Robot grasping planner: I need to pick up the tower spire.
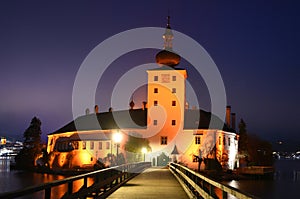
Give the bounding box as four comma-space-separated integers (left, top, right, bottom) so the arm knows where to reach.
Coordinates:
155, 16, 181, 67
163, 16, 173, 50
167, 15, 171, 29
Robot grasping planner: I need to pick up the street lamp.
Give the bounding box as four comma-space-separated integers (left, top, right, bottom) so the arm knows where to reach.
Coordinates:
113, 131, 122, 165
141, 147, 147, 162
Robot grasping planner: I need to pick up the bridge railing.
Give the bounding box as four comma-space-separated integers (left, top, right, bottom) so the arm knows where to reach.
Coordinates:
0, 162, 151, 199
169, 162, 256, 199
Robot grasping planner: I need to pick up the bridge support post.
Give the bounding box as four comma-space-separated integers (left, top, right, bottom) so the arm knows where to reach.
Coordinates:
84, 177, 88, 188
68, 181, 73, 195
222, 190, 228, 199
45, 187, 51, 199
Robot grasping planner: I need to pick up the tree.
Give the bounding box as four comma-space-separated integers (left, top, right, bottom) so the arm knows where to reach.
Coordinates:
238, 119, 248, 153
15, 117, 43, 169
247, 134, 273, 166
125, 136, 151, 163
238, 119, 273, 166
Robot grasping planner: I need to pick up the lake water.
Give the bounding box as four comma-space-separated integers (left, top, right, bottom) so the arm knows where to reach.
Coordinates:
223, 159, 300, 199
0, 158, 299, 198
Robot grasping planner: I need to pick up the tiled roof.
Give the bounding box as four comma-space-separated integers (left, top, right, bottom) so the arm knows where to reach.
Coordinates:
50, 108, 235, 135
50, 109, 147, 135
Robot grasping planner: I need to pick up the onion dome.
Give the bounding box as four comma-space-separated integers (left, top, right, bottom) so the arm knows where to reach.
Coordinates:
155, 16, 181, 67
156, 50, 181, 67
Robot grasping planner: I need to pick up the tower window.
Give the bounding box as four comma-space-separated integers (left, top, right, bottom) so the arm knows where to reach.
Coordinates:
172, 120, 176, 126
154, 88, 158, 93
172, 88, 176, 93
90, 141, 94, 150
99, 142, 102, 150
161, 136, 168, 145
161, 74, 170, 83
154, 76, 158, 81
82, 141, 86, 150
153, 120, 158, 125
228, 137, 231, 146
223, 136, 226, 146
172, 101, 176, 106
219, 136, 221, 146
172, 75, 176, 81
195, 136, 201, 145
154, 100, 158, 106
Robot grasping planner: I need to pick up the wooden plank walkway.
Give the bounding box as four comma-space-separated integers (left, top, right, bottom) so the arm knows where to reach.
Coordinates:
107, 167, 189, 199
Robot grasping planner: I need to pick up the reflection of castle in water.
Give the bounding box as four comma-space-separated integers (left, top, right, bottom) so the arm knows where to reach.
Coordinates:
46, 17, 239, 171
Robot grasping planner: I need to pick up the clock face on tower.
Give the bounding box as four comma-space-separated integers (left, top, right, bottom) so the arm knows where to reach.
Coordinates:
161, 74, 170, 83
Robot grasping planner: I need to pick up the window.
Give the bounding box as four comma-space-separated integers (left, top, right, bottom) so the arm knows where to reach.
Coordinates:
90, 141, 94, 150
172, 101, 176, 106
154, 88, 158, 93
154, 76, 158, 81
172, 120, 176, 126
161, 136, 168, 145
195, 136, 201, 145
99, 142, 102, 150
82, 141, 86, 150
172, 75, 176, 81
55, 141, 74, 152
218, 136, 221, 146
154, 100, 158, 106
73, 141, 79, 150
223, 136, 226, 146
172, 88, 176, 93
228, 137, 231, 146
106, 141, 110, 150
153, 120, 158, 125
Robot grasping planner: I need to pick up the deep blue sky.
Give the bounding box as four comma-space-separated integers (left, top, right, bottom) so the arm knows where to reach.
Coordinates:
0, 1, 299, 151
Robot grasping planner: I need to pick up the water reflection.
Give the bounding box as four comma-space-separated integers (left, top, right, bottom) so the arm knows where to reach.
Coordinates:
223, 160, 300, 198
0, 159, 95, 199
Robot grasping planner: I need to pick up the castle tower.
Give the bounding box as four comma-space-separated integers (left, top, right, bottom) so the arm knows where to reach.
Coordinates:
147, 16, 187, 151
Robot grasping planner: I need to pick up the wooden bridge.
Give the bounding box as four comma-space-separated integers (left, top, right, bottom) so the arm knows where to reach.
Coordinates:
0, 162, 256, 199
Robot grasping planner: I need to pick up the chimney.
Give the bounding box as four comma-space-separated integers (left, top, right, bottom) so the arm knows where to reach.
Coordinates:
226, 105, 231, 127
109, 107, 113, 112
231, 113, 236, 130
94, 105, 99, 114
142, 101, 147, 110
129, 100, 135, 110
85, 108, 90, 115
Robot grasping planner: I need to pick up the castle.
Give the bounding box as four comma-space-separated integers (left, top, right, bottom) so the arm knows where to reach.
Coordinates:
46, 17, 238, 171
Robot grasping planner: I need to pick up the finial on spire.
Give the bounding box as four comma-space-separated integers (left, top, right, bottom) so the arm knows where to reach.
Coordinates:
167, 16, 171, 29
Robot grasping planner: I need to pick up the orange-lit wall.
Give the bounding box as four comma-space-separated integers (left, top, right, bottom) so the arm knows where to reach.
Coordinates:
47, 130, 140, 169
146, 68, 187, 153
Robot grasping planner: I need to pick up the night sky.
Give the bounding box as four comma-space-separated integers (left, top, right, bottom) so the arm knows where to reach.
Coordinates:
0, 1, 299, 151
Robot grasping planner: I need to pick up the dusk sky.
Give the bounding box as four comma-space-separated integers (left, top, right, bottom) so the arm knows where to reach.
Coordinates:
0, 1, 299, 151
